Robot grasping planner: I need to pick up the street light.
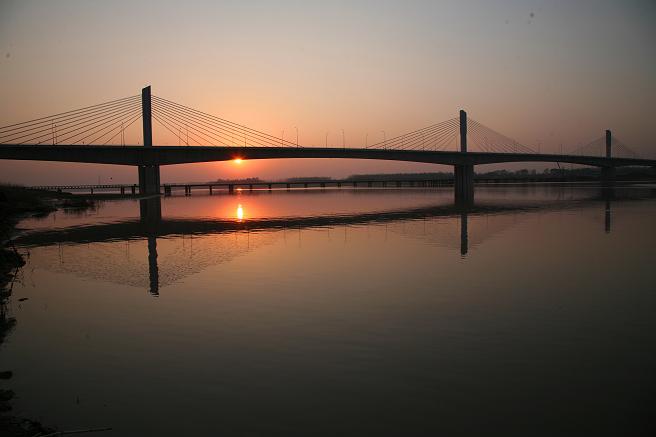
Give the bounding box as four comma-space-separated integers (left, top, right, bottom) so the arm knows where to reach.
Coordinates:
325, 131, 328, 148
294, 126, 299, 147
381, 130, 386, 149
281, 130, 284, 147
342, 129, 345, 149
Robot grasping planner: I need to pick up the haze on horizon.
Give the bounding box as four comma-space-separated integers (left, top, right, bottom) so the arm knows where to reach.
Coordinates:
0, 0, 654, 185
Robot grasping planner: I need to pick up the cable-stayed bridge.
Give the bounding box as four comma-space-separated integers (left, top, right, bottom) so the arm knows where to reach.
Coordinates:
1, 86, 654, 202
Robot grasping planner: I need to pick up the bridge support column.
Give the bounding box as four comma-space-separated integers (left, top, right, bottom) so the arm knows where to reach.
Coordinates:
138, 165, 160, 195
601, 166, 615, 186
454, 164, 474, 204
137, 86, 160, 196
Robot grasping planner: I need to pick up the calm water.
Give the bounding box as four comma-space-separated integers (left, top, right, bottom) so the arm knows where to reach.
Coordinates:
2, 185, 656, 436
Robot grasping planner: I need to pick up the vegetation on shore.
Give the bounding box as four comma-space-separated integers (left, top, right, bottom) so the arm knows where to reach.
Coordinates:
346, 166, 656, 181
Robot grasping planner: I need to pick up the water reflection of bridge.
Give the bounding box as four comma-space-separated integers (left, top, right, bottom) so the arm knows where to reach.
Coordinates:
13, 190, 637, 295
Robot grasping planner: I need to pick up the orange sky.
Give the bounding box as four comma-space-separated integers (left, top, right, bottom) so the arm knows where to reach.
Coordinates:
1, 0, 654, 184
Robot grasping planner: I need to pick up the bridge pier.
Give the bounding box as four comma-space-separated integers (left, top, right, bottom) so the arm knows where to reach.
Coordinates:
454, 164, 474, 203
454, 109, 474, 203
138, 165, 160, 195
601, 167, 615, 186
137, 86, 161, 196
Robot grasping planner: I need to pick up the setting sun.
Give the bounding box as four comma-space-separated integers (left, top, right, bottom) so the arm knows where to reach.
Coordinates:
233, 158, 243, 165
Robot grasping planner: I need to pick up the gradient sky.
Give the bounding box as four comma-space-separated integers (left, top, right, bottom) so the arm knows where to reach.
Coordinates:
1, 0, 654, 184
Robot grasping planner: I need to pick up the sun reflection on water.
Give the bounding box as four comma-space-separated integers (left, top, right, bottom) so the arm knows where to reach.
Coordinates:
236, 204, 244, 221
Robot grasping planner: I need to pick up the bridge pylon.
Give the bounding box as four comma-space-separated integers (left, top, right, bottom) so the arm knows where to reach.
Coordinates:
601, 129, 615, 186
455, 109, 474, 203
138, 85, 160, 195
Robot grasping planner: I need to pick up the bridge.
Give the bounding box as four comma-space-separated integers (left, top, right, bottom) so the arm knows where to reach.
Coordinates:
1, 86, 655, 203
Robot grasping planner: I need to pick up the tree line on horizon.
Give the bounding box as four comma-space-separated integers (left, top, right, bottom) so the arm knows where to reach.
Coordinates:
212, 167, 655, 184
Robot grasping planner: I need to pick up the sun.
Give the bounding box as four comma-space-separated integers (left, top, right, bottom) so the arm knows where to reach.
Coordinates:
233, 158, 243, 164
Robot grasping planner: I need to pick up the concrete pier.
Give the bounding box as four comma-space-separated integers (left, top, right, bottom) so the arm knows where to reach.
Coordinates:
454, 110, 474, 203
454, 164, 474, 203
138, 86, 161, 195
138, 165, 160, 195
601, 130, 615, 186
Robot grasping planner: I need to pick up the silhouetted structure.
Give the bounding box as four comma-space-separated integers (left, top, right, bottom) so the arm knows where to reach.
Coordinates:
2, 86, 655, 202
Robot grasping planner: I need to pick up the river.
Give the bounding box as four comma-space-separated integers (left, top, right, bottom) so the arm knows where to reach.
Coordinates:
2, 184, 655, 436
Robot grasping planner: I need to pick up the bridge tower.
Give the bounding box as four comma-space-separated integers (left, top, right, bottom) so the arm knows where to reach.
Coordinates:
601, 129, 615, 185
454, 109, 474, 203
138, 86, 161, 195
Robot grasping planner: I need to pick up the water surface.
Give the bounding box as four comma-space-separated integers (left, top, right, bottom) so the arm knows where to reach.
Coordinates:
3, 185, 656, 436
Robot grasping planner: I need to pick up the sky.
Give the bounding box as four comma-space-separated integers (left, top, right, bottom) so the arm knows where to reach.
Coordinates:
0, 0, 655, 184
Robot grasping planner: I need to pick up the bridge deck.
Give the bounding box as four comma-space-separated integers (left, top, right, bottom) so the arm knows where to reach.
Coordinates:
1, 145, 655, 168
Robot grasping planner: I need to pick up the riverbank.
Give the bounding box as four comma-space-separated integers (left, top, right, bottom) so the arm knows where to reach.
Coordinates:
0, 185, 92, 436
